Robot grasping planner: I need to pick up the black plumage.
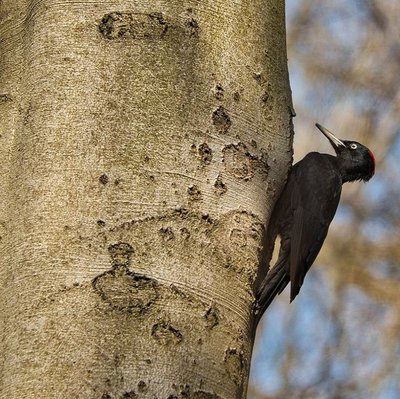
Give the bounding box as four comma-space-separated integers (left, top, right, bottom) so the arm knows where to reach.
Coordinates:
257, 124, 375, 318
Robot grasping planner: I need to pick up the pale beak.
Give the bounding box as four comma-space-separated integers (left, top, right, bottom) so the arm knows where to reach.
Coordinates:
315, 123, 346, 149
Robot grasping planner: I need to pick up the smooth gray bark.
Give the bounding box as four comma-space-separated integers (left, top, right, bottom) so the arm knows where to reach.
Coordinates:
0, 0, 293, 397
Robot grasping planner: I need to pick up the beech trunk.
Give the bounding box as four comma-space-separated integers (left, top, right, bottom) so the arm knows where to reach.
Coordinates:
0, 0, 293, 397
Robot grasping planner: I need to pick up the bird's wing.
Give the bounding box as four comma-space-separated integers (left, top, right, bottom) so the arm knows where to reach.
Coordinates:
289, 156, 342, 301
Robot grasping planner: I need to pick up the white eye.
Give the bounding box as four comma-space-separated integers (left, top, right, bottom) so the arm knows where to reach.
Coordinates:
350, 143, 358, 150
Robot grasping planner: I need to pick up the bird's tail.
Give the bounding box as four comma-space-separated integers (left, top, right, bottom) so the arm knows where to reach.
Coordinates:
256, 256, 290, 320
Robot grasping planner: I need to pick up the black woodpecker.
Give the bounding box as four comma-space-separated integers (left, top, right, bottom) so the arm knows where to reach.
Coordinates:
256, 123, 375, 318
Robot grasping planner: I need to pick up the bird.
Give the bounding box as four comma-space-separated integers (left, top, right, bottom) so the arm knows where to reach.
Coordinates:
256, 123, 375, 319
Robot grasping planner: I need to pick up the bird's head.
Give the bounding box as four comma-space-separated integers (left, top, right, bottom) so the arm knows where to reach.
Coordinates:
316, 123, 375, 182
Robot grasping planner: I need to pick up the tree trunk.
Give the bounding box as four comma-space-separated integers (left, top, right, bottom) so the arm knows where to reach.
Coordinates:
0, 0, 293, 398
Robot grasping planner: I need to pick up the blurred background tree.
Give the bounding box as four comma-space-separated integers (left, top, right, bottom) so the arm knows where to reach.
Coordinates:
249, 1, 400, 398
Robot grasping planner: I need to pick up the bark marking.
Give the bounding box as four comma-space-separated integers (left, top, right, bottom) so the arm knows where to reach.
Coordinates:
92, 242, 158, 312
99, 173, 109, 185
214, 174, 227, 195
212, 106, 231, 133
99, 12, 168, 40
204, 303, 220, 329
222, 142, 269, 181
198, 143, 213, 164
151, 321, 183, 346
187, 184, 202, 201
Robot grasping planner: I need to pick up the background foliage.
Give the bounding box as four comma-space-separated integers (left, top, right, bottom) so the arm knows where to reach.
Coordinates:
249, 1, 400, 398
